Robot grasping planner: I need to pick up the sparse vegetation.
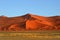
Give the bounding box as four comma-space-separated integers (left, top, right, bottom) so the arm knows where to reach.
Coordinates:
0, 31, 60, 40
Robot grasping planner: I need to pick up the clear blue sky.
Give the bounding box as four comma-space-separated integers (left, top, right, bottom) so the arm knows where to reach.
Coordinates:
0, 0, 60, 17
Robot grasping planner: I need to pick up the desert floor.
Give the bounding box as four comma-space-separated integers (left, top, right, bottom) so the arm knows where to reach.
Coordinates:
0, 31, 60, 40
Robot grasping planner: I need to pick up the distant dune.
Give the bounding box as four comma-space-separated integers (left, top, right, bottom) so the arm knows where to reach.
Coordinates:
0, 14, 60, 31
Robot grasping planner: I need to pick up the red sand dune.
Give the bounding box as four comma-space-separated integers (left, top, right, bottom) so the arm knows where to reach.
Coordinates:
0, 14, 60, 31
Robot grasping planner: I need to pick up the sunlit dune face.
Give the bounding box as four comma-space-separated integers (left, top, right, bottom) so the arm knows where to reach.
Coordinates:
26, 20, 51, 30
26, 20, 38, 30
26, 16, 53, 30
